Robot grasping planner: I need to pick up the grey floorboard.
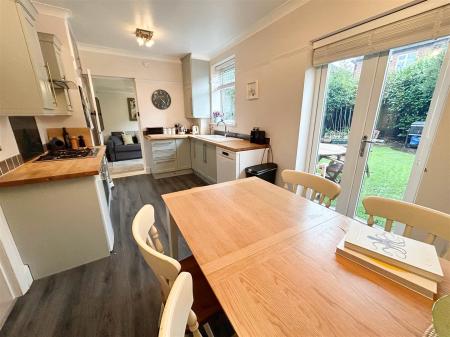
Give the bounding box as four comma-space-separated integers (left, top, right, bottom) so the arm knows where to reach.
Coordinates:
0, 173, 232, 337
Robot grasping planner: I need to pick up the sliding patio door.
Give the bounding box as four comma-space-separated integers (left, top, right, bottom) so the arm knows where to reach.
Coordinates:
308, 37, 450, 221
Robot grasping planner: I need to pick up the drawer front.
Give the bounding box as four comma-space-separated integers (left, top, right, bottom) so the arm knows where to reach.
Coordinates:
151, 140, 176, 152
152, 158, 177, 173
152, 148, 176, 159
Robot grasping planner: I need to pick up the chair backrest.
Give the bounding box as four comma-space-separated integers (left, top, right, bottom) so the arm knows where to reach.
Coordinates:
363, 196, 450, 258
281, 169, 341, 208
159, 272, 202, 337
132, 204, 181, 300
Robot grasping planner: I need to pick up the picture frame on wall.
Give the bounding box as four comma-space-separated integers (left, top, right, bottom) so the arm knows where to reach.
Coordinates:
247, 80, 259, 100
127, 97, 138, 121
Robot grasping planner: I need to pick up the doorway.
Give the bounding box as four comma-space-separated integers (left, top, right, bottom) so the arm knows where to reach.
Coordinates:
90, 76, 144, 177
308, 37, 450, 221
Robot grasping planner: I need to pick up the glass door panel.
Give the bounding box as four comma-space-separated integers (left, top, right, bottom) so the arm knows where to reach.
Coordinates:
354, 38, 450, 222
312, 56, 364, 207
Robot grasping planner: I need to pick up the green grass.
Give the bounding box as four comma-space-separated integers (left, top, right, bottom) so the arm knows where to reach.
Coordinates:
355, 145, 415, 221
317, 145, 415, 222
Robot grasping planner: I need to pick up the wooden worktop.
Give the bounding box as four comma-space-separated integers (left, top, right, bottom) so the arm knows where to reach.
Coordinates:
145, 134, 268, 152
0, 147, 106, 188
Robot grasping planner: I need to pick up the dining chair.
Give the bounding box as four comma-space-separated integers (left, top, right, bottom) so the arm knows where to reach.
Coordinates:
281, 169, 341, 207
363, 196, 450, 258
159, 272, 202, 337
132, 204, 220, 337
159, 272, 237, 337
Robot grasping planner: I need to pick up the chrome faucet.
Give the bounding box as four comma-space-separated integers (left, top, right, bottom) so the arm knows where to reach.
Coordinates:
216, 120, 228, 137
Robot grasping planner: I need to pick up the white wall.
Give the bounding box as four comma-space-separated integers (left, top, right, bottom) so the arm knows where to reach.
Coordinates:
416, 95, 450, 214
95, 90, 138, 137
211, 0, 415, 184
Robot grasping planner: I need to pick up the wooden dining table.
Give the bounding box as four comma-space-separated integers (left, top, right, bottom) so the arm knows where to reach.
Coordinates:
162, 177, 450, 337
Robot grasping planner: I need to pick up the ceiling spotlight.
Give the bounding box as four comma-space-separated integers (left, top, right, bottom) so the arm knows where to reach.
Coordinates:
135, 28, 154, 47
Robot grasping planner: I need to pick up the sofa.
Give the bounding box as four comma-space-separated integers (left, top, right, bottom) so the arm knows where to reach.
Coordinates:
106, 131, 142, 162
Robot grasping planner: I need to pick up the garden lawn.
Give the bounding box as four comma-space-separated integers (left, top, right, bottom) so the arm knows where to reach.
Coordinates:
355, 145, 415, 221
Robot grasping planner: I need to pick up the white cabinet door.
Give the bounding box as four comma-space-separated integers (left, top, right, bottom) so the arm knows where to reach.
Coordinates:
193, 139, 206, 176
176, 138, 191, 170
0, 0, 57, 115
203, 143, 217, 183
17, 2, 56, 111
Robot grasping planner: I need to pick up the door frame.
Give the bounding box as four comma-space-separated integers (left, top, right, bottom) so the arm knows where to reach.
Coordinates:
306, 40, 450, 218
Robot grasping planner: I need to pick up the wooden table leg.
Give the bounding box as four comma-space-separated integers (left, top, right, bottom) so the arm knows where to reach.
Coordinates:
166, 206, 178, 259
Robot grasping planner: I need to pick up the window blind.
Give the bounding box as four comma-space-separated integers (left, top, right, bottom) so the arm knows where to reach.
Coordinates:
212, 58, 235, 91
313, 4, 450, 66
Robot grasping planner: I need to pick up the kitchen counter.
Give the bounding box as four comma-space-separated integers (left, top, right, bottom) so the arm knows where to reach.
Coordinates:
144, 134, 268, 152
0, 146, 106, 187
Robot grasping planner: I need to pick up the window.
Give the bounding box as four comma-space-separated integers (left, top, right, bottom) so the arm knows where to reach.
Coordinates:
395, 51, 417, 71
211, 57, 235, 125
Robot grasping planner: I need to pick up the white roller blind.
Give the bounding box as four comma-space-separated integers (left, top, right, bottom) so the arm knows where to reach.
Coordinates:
313, 4, 450, 66
212, 58, 235, 91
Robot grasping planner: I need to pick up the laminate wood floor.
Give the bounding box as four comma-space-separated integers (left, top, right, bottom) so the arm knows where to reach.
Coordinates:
0, 174, 233, 337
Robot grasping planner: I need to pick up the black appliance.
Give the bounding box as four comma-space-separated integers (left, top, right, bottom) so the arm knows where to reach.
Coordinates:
47, 137, 66, 151
145, 127, 164, 135
245, 163, 278, 184
250, 127, 266, 144
36, 148, 99, 161
9, 117, 44, 162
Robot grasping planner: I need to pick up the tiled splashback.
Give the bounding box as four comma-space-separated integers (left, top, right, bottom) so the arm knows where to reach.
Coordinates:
0, 154, 23, 177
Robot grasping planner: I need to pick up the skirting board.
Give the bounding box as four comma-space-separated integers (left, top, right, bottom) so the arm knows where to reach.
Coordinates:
152, 169, 193, 180
0, 298, 17, 330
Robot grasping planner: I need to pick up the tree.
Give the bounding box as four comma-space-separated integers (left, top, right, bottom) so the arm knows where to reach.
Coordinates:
325, 66, 358, 115
382, 51, 445, 138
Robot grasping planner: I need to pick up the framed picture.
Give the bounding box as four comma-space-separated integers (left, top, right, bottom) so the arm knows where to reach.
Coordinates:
247, 80, 259, 100
127, 97, 138, 121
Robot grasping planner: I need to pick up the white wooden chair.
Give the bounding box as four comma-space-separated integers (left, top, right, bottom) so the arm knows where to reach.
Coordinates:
132, 204, 219, 337
281, 169, 341, 208
159, 272, 202, 337
363, 196, 450, 258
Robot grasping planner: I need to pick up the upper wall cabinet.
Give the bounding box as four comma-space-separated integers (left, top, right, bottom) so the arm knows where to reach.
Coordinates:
181, 54, 211, 119
38, 32, 74, 113
0, 0, 61, 116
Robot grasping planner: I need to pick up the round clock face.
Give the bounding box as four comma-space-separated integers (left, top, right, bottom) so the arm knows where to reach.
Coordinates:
151, 89, 171, 110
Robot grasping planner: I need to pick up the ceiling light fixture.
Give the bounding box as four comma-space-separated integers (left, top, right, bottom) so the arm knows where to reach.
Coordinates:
135, 28, 154, 48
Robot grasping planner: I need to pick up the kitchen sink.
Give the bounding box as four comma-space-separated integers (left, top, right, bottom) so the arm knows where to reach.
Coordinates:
196, 135, 240, 142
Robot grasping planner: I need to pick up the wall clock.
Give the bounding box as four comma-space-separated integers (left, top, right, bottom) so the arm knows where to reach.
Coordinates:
151, 89, 171, 110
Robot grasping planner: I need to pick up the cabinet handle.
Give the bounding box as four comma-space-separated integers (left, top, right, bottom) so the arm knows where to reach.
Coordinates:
203, 143, 206, 163
45, 62, 57, 106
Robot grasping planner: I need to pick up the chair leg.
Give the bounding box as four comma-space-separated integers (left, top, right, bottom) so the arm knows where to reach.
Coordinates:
158, 302, 164, 327
203, 322, 215, 337
188, 310, 203, 337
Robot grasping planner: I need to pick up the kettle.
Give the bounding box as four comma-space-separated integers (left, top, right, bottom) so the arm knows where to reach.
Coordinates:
192, 125, 199, 135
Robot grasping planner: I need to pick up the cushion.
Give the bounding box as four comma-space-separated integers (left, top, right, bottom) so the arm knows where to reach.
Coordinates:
132, 135, 139, 144
110, 135, 123, 146
122, 133, 134, 145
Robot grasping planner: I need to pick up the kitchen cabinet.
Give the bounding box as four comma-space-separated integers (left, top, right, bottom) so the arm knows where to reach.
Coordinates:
190, 139, 216, 183
204, 142, 217, 182
181, 54, 211, 118
0, 0, 58, 116
38, 32, 73, 113
176, 138, 191, 170
148, 138, 192, 177
150, 140, 177, 174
